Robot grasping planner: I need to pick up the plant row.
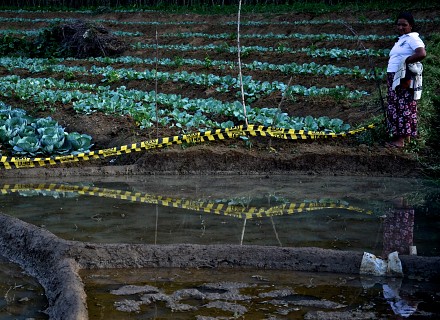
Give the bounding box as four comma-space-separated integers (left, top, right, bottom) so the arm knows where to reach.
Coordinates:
0, 55, 383, 81
2, 60, 369, 103
0, 32, 388, 59
0, 27, 394, 41
0, 75, 352, 134
132, 42, 389, 60
0, 57, 371, 105
162, 31, 393, 41
1, 16, 437, 26
0, 28, 141, 37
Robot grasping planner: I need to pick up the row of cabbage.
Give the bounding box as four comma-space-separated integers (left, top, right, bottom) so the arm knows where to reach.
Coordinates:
0, 30, 391, 60
0, 28, 394, 41
0, 102, 92, 156
0, 15, 437, 26
132, 43, 389, 60
0, 56, 384, 78
0, 56, 375, 103
0, 75, 351, 135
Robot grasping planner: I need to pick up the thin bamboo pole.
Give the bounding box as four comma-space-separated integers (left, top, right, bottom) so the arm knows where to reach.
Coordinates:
237, 0, 249, 126
271, 217, 282, 246
240, 217, 247, 245
154, 27, 159, 138
154, 204, 159, 244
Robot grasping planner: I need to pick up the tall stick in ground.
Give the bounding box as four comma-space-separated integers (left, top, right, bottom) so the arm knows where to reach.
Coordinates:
269, 76, 293, 149
237, 0, 249, 126
154, 27, 159, 138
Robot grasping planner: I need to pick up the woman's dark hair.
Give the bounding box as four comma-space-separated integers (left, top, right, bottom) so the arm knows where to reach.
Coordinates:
397, 12, 416, 29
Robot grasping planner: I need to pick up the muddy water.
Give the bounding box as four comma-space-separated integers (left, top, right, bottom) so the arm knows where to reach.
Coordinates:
0, 175, 439, 319
80, 267, 440, 319
0, 256, 48, 319
0, 175, 439, 256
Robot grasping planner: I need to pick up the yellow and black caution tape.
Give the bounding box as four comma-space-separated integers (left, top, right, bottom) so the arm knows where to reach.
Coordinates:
0, 123, 375, 170
0, 183, 373, 219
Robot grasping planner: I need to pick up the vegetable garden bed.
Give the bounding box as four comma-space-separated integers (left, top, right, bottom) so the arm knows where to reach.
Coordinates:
0, 7, 439, 176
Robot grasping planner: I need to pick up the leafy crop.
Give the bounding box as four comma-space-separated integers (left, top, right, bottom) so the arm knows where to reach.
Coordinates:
0, 102, 92, 156
0, 75, 352, 134
132, 42, 390, 60
163, 31, 393, 42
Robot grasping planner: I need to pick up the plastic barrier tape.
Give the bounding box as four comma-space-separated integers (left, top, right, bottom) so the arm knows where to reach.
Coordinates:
1, 183, 373, 219
0, 124, 375, 170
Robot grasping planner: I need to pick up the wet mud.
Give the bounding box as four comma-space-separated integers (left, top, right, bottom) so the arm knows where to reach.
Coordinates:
0, 213, 439, 319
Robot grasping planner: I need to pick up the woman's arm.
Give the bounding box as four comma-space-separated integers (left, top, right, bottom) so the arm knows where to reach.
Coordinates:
405, 47, 427, 64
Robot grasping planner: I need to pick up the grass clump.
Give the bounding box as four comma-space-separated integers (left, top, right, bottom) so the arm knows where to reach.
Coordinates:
0, 20, 127, 58
415, 33, 440, 176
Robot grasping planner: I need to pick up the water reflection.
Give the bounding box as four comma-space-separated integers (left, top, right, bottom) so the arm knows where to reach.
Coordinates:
383, 280, 419, 318
82, 267, 440, 319
361, 277, 421, 319
383, 197, 416, 257
0, 256, 48, 319
0, 175, 438, 256
0, 182, 371, 219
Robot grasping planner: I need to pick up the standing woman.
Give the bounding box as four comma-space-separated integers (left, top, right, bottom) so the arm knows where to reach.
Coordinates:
386, 12, 426, 148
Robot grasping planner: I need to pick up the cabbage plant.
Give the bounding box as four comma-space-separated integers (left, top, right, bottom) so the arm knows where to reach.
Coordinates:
0, 102, 93, 156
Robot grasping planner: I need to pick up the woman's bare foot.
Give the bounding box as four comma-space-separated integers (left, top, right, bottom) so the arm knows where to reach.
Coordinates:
386, 137, 405, 148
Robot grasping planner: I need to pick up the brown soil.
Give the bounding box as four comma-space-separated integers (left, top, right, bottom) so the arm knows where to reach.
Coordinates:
0, 9, 439, 177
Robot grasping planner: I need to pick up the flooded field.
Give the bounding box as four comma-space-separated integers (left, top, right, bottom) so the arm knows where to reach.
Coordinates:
0, 174, 439, 319
1, 175, 439, 256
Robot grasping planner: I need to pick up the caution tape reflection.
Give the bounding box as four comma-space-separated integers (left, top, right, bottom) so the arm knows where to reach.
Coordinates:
1, 183, 373, 219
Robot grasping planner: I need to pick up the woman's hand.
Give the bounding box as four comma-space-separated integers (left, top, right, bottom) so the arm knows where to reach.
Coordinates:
400, 78, 411, 89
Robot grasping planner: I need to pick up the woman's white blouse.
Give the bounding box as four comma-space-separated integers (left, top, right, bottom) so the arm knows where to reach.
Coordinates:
387, 32, 425, 73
